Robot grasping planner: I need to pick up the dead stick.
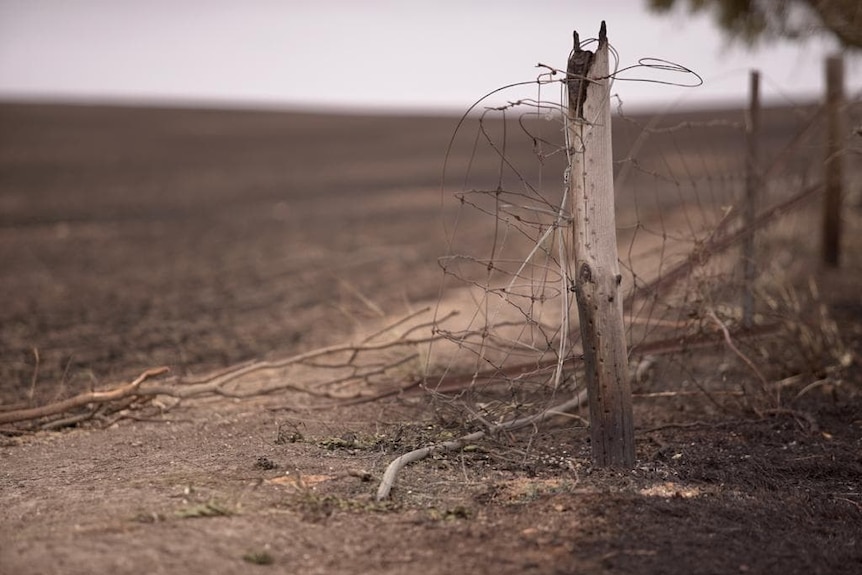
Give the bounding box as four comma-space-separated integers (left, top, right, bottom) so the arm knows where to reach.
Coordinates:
176, 334, 446, 391
321, 322, 779, 410
0, 367, 169, 425
375, 388, 588, 500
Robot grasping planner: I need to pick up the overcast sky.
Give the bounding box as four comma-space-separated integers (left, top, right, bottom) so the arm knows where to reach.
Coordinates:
0, 0, 859, 113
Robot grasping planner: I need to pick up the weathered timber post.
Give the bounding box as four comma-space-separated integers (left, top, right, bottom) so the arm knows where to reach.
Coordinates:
742, 70, 761, 328
822, 55, 844, 267
566, 22, 635, 467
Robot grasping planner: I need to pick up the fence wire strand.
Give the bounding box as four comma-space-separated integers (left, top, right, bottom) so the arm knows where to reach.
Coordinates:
427, 55, 860, 416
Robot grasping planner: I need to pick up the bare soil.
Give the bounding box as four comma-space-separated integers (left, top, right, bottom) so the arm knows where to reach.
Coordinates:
1, 102, 861, 575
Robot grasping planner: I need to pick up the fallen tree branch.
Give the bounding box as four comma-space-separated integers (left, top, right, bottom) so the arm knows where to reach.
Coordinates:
0, 308, 456, 430
426, 322, 780, 396
303, 321, 782, 412
375, 387, 589, 501
0, 367, 169, 425
162, 309, 456, 396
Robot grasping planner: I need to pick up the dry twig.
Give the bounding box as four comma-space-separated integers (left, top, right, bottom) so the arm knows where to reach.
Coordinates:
0, 367, 169, 425
375, 387, 589, 501
0, 308, 456, 430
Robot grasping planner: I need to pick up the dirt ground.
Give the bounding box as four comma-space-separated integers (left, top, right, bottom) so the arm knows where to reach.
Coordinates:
1, 102, 861, 575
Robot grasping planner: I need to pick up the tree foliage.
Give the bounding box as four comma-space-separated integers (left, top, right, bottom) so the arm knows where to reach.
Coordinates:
648, 0, 861, 49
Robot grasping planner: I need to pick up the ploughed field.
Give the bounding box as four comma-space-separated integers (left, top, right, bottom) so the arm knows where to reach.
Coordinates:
0, 102, 860, 575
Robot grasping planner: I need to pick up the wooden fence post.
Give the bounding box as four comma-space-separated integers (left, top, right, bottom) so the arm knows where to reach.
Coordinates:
566, 22, 635, 467
822, 55, 844, 267
742, 70, 761, 328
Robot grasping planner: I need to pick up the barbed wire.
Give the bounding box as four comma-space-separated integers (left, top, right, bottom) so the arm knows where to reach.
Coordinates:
427, 41, 856, 418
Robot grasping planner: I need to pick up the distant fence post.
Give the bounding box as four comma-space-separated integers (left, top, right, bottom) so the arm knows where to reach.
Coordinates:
566, 22, 635, 468
742, 70, 760, 328
822, 55, 844, 267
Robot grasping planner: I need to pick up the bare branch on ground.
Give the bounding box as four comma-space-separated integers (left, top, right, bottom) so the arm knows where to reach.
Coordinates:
375, 387, 589, 501
0, 367, 169, 425
0, 308, 455, 431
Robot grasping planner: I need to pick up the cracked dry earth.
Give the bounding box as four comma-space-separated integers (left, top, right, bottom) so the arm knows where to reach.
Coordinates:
2, 103, 862, 575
